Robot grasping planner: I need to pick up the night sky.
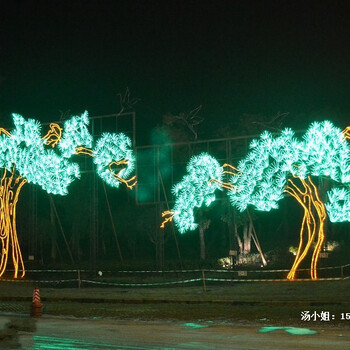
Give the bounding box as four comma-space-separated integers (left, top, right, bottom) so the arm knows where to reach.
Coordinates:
1, 0, 350, 139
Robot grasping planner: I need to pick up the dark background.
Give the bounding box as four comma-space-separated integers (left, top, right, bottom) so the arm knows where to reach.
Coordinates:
1, 0, 350, 137
1, 0, 350, 270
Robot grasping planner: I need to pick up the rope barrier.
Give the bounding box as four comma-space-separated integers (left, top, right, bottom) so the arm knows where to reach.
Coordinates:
205, 276, 349, 283
0, 279, 78, 283
80, 278, 202, 287
0, 275, 348, 286
7, 269, 90, 273
1, 263, 348, 286
9, 262, 350, 274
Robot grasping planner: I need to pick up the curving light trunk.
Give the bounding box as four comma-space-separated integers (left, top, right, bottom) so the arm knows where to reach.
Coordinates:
285, 176, 326, 280
0, 169, 27, 278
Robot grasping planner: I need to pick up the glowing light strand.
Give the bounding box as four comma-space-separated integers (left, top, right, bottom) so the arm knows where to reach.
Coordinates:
92, 132, 137, 189
0, 111, 137, 278
0, 168, 27, 278
165, 120, 350, 280
228, 121, 350, 279
0, 128, 11, 137
284, 176, 326, 279
160, 210, 175, 228
58, 111, 93, 158
42, 123, 63, 147
160, 153, 223, 233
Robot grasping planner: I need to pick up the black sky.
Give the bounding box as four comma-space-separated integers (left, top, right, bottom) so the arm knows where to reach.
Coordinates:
1, 0, 350, 137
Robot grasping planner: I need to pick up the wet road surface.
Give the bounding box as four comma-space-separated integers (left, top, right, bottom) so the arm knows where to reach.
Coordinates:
1, 315, 349, 349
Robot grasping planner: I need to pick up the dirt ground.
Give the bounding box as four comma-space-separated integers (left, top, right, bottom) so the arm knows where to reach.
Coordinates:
0, 278, 349, 302
0, 279, 349, 327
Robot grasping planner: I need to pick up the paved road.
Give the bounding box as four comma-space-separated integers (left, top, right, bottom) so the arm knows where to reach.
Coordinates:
1, 315, 349, 349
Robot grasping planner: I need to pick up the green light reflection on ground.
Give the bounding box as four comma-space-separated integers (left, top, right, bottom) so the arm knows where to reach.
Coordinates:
259, 326, 317, 335
31, 335, 170, 350
181, 323, 209, 329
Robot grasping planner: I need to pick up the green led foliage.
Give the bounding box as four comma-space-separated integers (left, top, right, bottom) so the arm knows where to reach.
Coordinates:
167, 120, 350, 279
228, 128, 297, 212
0, 111, 136, 194
0, 111, 136, 278
1, 114, 79, 195
58, 111, 93, 158
229, 121, 350, 216
171, 153, 223, 233
326, 187, 350, 222
169, 121, 350, 230
93, 132, 135, 188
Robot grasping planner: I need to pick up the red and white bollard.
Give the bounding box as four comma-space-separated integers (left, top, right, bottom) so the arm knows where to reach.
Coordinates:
30, 287, 43, 317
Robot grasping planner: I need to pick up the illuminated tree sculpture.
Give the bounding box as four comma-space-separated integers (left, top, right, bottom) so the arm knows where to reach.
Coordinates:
0, 111, 136, 278
160, 153, 225, 233
162, 121, 350, 280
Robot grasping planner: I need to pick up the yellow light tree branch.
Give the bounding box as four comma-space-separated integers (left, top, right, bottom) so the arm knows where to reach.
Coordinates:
284, 176, 326, 280
76, 146, 94, 157
113, 174, 137, 190
308, 178, 327, 280
208, 178, 235, 190
0, 167, 27, 278
207, 163, 241, 190
222, 163, 241, 176
42, 123, 63, 147
285, 183, 316, 280
342, 126, 350, 139
0, 128, 11, 137
74, 151, 138, 190
108, 159, 137, 190
160, 210, 175, 228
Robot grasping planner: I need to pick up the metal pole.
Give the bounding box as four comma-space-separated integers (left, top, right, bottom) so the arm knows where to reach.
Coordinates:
90, 173, 97, 274
49, 196, 75, 265
132, 111, 136, 147
77, 269, 81, 289
158, 169, 183, 269
102, 182, 124, 264
201, 270, 207, 293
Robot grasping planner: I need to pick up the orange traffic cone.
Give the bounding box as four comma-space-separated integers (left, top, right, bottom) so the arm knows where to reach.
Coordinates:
30, 287, 43, 317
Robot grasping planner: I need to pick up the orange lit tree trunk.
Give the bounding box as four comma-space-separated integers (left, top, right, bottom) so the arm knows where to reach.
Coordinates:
0, 169, 27, 278
285, 176, 326, 280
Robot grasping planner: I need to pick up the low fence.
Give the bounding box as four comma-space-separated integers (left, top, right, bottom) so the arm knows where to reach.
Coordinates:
1, 263, 349, 288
